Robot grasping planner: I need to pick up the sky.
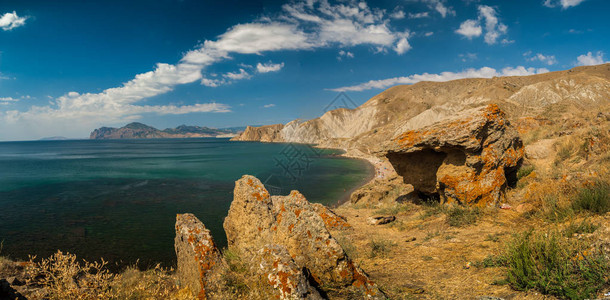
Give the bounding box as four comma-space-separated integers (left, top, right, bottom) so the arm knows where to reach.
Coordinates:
0, 0, 608, 141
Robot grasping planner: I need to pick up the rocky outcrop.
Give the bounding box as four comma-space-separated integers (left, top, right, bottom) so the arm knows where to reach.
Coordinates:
251, 245, 322, 300
231, 124, 285, 142
381, 105, 524, 207
90, 122, 238, 139
224, 175, 384, 298
175, 213, 225, 299
350, 177, 414, 206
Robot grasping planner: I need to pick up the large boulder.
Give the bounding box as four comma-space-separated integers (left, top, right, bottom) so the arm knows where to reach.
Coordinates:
251, 244, 323, 300
175, 213, 225, 299
381, 104, 524, 206
224, 175, 383, 298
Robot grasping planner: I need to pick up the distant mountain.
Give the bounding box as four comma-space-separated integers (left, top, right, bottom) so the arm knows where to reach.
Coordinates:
39, 136, 69, 141
90, 122, 242, 139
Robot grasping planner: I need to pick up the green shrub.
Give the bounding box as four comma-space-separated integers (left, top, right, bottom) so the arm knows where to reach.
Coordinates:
517, 165, 535, 180
446, 206, 480, 227
563, 220, 599, 237
572, 182, 610, 214
541, 195, 573, 223
502, 230, 609, 300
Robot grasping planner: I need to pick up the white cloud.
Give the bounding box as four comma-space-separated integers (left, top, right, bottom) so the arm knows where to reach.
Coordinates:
455, 5, 507, 45
393, 31, 411, 55
544, 0, 586, 9
0, 11, 27, 31
337, 50, 355, 60
224, 68, 251, 80
455, 20, 482, 38
408, 12, 429, 19
256, 62, 284, 73
420, 0, 455, 18
0, 95, 31, 105
1, 0, 415, 140
263, 104, 276, 108
390, 10, 405, 19
576, 51, 608, 66
424, 31, 434, 37
329, 66, 549, 92
524, 52, 558, 65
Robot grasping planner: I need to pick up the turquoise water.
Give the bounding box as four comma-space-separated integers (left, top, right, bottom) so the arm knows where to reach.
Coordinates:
0, 138, 372, 269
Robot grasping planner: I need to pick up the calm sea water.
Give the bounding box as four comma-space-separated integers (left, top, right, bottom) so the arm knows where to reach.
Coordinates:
0, 138, 372, 269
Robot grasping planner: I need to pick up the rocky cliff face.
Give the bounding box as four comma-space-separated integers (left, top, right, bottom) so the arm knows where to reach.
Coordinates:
90, 122, 238, 139
231, 64, 610, 152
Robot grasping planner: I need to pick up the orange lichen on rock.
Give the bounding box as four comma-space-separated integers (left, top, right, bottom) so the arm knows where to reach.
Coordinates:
224, 175, 384, 298
383, 105, 524, 206
175, 213, 224, 300
311, 203, 352, 230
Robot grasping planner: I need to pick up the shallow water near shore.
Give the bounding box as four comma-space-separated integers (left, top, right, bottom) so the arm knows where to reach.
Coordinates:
0, 138, 372, 269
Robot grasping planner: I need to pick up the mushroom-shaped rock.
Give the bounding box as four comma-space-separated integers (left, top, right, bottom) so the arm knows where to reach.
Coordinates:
224, 175, 384, 298
382, 104, 524, 206
252, 244, 323, 300
175, 213, 224, 299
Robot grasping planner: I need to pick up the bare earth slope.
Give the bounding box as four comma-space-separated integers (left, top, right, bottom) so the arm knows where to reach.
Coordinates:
232, 64, 610, 153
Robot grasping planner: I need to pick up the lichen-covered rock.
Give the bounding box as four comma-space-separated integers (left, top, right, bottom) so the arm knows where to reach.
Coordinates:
175, 213, 224, 299
350, 176, 414, 206
382, 104, 524, 206
252, 244, 323, 300
224, 175, 384, 298
311, 203, 351, 230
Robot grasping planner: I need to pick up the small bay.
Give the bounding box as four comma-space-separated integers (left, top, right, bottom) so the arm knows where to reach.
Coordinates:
0, 138, 372, 269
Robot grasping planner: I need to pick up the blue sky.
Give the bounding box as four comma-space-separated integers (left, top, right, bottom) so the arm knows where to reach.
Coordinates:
0, 0, 608, 140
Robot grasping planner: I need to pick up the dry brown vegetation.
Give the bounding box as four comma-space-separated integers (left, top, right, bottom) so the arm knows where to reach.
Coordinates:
330, 105, 610, 299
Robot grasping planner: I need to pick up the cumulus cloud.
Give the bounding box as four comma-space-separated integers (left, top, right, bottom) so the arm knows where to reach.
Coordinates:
1, 0, 416, 139
329, 66, 549, 92
455, 20, 482, 38
390, 9, 405, 19
544, 0, 586, 9
424, 31, 434, 37
394, 31, 411, 54
524, 52, 558, 65
0, 11, 27, 31
420, 0, 455, 18
576, 51, 608, 66
263, 104, 276, 108
455, 5, 507, 45
256, 62, 285, 73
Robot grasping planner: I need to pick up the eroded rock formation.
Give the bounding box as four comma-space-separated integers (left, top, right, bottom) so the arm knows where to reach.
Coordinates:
224, 175, 383, 298
174, 213, 224, 299
251, 244, 323, 300
381, 104, 524, 206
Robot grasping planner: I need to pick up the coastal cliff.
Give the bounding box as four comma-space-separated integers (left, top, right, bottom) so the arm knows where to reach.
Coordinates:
90, 122, 241, 139
232, 64, 610, 151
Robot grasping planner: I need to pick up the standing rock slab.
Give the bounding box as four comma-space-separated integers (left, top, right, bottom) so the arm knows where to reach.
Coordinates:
381, 104, 524, 206
175, 213, 224, 299
224, 175, 384, 298
252, 244, 323, 300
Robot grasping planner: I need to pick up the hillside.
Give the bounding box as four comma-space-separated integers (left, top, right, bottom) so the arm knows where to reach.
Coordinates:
232, 64, 610, 153
89, 122, 241, 139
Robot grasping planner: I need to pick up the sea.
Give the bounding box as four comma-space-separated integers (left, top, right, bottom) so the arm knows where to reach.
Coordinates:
0, 138, 372, 269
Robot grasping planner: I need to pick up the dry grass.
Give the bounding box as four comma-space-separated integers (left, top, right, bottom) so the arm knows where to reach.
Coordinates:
15, 251, 190, 300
